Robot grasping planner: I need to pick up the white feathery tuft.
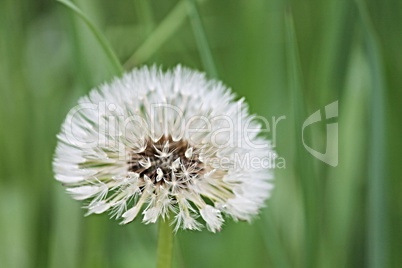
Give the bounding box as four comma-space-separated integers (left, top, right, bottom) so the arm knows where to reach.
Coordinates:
53, 65, 275, 232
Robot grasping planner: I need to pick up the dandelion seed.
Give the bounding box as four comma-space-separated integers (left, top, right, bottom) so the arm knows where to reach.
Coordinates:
53, 65, 275, 232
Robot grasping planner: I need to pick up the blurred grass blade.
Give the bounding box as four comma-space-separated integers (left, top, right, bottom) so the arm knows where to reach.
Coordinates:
48, 187, 81, 268
134, 0, 155, 35
185, 0, 217, 78
355, 1, 388, 267
325, 47, 368, 267
260, 211, 290, 268
57, 0, 123, 76
124, 0, 205, 69
0, 188, 31, 268
285, 8, 319, 268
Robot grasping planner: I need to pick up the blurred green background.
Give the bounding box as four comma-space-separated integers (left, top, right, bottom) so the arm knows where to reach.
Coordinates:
0, 0, 401, 267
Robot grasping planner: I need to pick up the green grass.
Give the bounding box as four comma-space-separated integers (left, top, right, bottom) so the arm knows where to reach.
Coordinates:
0, 0, 400, 267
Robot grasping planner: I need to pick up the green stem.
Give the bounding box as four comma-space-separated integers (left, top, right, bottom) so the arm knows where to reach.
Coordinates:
156, 219, 174, 268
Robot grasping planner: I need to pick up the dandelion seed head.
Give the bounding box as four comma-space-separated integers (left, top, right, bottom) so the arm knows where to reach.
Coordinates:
53, 65, 275, 232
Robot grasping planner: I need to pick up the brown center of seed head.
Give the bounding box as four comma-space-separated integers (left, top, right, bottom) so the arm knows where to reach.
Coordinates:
128, 136, 204, 187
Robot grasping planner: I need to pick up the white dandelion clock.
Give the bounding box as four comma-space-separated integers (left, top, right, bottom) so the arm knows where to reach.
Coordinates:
53, 65, 275, 232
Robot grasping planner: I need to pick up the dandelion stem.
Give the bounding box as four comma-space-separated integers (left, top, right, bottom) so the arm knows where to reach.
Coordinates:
156, 219, 174, 268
